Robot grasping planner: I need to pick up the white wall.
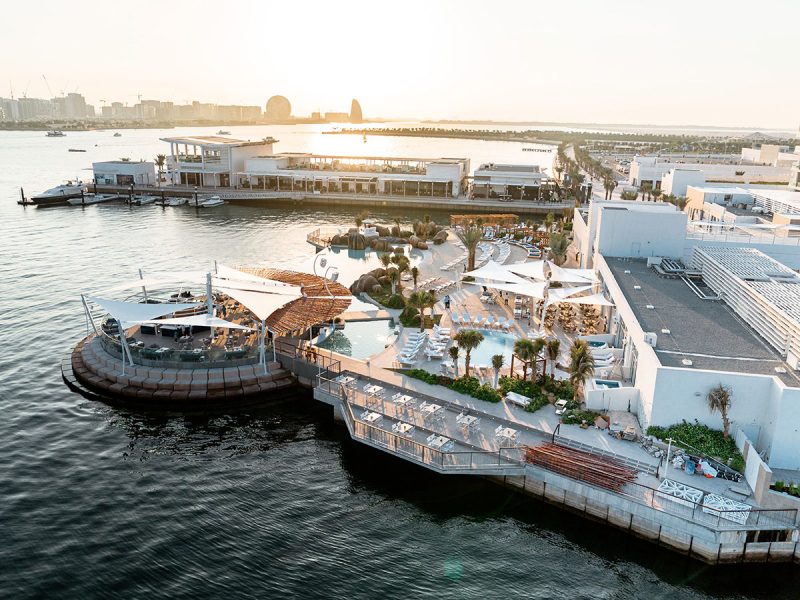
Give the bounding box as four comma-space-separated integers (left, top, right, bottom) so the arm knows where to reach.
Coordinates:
630, 156, 791, 186
662, 169, 705, 196
595, 207, 687, 259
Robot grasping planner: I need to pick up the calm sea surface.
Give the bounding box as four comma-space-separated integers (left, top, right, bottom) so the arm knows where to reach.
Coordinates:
1, 126, 798, 599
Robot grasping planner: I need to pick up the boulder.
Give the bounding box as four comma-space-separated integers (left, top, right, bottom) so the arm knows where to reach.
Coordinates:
433, 230, 448, 244
330, 234, 346, 246
370, 268, 386, 278
375, 225, 391, 237
408, 236, 421, 246
415, 241, 429, 250
348, 232, 366, 250
378, 275, 391, 286
370, 284, 384, 294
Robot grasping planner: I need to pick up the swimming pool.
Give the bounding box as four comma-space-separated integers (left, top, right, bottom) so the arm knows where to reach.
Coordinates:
455, 330, 518, 368
594, 379, 621, 389
317, 319, 397, 360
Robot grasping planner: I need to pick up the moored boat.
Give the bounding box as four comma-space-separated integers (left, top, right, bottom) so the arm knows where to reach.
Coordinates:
131, 194, 158, 205
31, 182, 86, 206
67, 193, 121, 206
166, 197, 188, 206
46, 130, 66, 137
199, 195, 225, 207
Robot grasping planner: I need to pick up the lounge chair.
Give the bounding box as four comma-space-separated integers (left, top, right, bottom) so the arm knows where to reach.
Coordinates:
484, 315, 496, 329
473, 314, 485, 328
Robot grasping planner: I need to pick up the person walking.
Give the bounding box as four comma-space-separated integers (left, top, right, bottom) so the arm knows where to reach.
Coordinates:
443, 294, 450, 310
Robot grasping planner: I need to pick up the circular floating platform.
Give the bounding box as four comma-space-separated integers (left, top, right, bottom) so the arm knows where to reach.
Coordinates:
67, 335, 297, 408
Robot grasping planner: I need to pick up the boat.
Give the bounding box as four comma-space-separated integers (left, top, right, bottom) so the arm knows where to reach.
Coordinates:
217, 130, 230, 135
166, 197, 188, 206
131, 194, 158, 205
67, 193, 120, 206
199, 195, 225, 207
113, 132, 122, 137
31, 182, 86, 206
68, 148, 86, 152
46, 130, 66, 137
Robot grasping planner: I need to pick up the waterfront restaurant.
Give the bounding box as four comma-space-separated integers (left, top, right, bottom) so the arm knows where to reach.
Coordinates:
238, 153, 470, 198
161, 135, 279, 187
471, 163, 549, 200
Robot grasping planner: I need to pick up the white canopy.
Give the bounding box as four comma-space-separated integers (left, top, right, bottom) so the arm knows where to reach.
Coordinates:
479, 280, 547, 300
215, 264, 300, 292
96, 271, 208, 294
505, 260, 547, 281
85, 296, 200, 325
462, 260, 528, 284
561, 292, 615, 307
548, 263, 598, 284
215, 285, 301, 321
139, 314, 253, 330
547, 285, 593, 302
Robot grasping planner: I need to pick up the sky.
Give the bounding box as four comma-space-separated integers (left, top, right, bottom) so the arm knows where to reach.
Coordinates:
1, 0, 798, 129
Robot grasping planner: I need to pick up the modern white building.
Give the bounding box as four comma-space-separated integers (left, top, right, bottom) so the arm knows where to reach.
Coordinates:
750, 189, 800, 215
161, 135, 278, 187
239, 153, 470, 198
92, 161, 156, 186
660, 168, 705, 196
741, 144, 800, 167
471, 163, 548, 200
791, 163, 800, 191
629, 156, 792, 191
685, 186, 754, 222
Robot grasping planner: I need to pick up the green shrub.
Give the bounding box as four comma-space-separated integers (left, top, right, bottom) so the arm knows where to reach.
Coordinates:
405, 368, 438, 385
474, 383, 502, 403
646, 420, 745, 473
399, 306, 420, 327
384, 293, 406, 309
498, 376, 549, 412
561, 409, 601, 425
462, 275, 475, 282
450, 376, 480, 396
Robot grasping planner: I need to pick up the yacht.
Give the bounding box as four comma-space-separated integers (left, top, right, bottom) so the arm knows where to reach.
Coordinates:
31, 182, 86, 206
131, 194, 158, 205
67, 193, 120, 206
46, 130, 66, 137
217, 130, 231, 135
166, 197, 188, 206
199, 195, 225, 207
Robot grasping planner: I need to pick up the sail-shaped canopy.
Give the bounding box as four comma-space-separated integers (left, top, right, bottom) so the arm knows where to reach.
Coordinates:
85, 296, 200, 326
561, 292, 615, 307
504, 260, 547, 281
477, 280, 547, 300
138, 314, 253, 330
462, 260, 528, 284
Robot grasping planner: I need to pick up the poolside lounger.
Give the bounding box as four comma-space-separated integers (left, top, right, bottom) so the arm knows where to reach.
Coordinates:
484, 315, 495, 329
472, 314, 485, 327
505, 391, 532, 407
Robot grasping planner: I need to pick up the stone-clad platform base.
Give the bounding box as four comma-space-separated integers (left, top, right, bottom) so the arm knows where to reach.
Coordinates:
67, 335, 297, 407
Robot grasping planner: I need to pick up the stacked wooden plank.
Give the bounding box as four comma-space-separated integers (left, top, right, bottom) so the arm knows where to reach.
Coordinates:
525, 443, 637, 492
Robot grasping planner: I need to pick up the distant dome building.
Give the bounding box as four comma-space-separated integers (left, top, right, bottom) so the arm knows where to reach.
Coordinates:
265, 96, 292, 121
350, 99, 363, 123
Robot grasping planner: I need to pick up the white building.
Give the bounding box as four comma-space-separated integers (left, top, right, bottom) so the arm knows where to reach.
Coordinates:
750, 189, 800, 215
629, 156, 792, 191
660, 168, 705, 196
92, 160, 156, 186
791, 163, 800, 191
685, 186, 754, 222
239, 153, 470, 198
471, 163, 548, 200
161, 135, 278, 187
741, 144, 800, 167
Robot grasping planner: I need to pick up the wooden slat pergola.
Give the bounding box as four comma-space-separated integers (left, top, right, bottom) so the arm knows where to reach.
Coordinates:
239, 267, 352, 336
450, 214, 519, 227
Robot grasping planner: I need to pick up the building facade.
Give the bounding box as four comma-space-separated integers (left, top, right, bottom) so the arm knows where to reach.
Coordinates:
471, 164, 548, 200
93, 161, 156, 186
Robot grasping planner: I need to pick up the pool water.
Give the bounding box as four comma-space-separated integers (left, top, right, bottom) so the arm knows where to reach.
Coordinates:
594, 379, 621, 389
456, 330, 518, 369
317, 319, 397, 359
587, 340, 607, 348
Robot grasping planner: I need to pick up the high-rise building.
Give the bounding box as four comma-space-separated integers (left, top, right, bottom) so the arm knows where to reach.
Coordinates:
350, 99, 363, 123
265, 95, 291, 121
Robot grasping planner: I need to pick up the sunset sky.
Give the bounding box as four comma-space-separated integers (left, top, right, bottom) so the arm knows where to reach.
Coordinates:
2, 0, 798, 128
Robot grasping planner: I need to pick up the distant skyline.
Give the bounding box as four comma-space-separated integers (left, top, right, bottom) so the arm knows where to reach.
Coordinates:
2, 0, 799, 129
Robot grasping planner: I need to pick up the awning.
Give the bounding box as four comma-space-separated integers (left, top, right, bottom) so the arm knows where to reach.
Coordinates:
215, 285, 301, 321
96, 271, 208, 294
548, 263, 598, 284
462, 260, 528, 284
85, 296, 200, 325
478, 280, 547, 300
138, 314, 253, 330
561, 292, 615, 307
215, 264, 300, 292
505, 260, 546, 281
547, 285, 593, 302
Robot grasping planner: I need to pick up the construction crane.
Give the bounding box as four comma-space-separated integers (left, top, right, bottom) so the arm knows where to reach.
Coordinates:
42, 75, 54, 98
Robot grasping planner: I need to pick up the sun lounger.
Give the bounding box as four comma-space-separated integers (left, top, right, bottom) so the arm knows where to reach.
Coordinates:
472, 314, 485, 327
484, 315, 495, 329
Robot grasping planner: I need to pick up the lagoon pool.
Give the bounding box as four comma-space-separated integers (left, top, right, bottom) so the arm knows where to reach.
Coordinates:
317, 319, 397, 360
457, 330, 518, 368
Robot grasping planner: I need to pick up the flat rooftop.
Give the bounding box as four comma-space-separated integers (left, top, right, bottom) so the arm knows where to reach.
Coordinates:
476, 164, 541, 173
606, 258, 800, 385
161, 135, 278, 147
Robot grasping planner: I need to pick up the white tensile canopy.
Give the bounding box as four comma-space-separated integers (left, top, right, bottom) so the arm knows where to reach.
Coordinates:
215, 264, 300, 292
548, 263, 598, 284
547, 285, 594, 302
85, 296, 200, 326
462, 260, 529, 284
96, 271, 208, 294
561, 292, 615, 307
479, 280, 547, 300
138, 314, 253, 330
504, 260, 547, 281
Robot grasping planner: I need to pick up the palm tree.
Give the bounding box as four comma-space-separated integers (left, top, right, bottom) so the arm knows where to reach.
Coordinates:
544, 212, 555, 232
448, 345, 460, 377
641, 182, 653, 201
379, 253, 391, 269
407, 291, 428, 331
388, 268, 400, 295
411, 266, 419, 290
491, 354, 504, 388
548, 232, 570, 266
458, 225, 483, 272
568, 339, 595, 402
154, 154, 166, 186
513, 338, 536, 381
544, 338, 561, 378
454, 329, 484, 378
707, 384, 732, 438
531, 337, 545, 380
603, 177, 617, 201
422, 290, 437, 322
652, 187, 662, 202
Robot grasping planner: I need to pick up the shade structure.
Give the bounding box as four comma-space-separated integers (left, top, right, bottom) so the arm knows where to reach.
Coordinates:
462, 260, 528, 284
97, 271, 208, 294
504, 260, 547, 281
547, 285, 593, 302
215, 264, 300, 292
138, 314, 253, 330
215, 285, 301, 321
479, 280, 547, 300
561, 292, 615, 307
85, 296, 200, 325
548, 263, 598, 284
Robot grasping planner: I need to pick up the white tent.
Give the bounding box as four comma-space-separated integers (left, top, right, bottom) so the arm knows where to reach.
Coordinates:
561, 292, 615, 307
138, 314, 253, 330
504, 260, 547, 281
478, 280, 547, 300
548, 263, 598, 284
85, 296, 200, 325
215, 264, 300, 292
547, 285, 593, 302
96, 271, 208, 294
462, 260, 528, 284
